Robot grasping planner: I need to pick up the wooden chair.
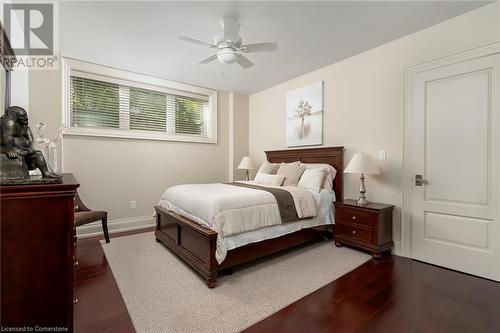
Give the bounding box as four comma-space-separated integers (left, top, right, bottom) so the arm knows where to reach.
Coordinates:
74, 193, 110, 243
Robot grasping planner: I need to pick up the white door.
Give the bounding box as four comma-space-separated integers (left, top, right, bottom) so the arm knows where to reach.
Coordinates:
411, 49, 500, 281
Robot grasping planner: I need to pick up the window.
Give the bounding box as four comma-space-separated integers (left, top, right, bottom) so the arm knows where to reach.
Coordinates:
62, 58, 217, 143
70, 77, 120, 129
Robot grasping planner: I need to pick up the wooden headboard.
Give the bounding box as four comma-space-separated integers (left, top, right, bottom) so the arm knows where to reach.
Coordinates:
265, 146, 344, 200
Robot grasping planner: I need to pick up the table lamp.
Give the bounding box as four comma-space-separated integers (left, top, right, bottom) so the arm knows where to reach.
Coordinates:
344, 152, 380, 205
237, 156, 254, 181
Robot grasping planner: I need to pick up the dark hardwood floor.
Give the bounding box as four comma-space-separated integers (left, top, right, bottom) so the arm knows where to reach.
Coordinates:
75, 231, 500, 333
245, 256, 500, 333
74, 234, 138, 332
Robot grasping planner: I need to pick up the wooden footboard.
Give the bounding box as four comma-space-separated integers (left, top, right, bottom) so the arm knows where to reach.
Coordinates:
154, 206, 218, 287
154, 205, 333, 288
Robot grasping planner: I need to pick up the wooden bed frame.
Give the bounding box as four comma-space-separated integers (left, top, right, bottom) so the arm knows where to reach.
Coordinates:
154, 146, 344, 287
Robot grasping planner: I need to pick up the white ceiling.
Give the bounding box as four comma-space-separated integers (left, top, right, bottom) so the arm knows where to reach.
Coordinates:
59, 1, 490, 94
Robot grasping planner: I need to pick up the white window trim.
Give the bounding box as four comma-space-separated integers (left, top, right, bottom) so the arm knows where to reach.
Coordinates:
61, 57, 218, 144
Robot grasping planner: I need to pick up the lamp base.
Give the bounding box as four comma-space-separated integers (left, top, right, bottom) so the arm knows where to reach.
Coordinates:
357, 173, 369, 205
357, 197, 369, 205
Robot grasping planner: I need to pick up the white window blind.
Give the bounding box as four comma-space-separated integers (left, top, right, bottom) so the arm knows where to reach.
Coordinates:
63, 58, 217, 143
70, 76, 210, 138
71, 77, 120, 129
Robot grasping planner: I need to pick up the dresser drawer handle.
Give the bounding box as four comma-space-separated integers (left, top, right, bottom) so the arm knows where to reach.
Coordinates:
352, 216, 357, 220
352, 230, 357, 235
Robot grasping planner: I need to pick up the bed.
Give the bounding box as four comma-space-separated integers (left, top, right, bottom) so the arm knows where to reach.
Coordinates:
154, 146, 344, 287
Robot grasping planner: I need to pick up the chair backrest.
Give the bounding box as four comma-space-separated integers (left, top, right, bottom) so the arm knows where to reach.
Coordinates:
74, 192, 90, 212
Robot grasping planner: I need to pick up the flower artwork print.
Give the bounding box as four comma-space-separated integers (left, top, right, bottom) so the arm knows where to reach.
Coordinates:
286, 81, 323, 147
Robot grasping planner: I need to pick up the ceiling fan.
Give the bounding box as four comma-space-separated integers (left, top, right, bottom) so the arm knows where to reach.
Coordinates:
178, 17, 277, 69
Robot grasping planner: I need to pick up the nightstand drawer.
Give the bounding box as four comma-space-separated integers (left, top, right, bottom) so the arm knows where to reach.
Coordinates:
337, 224, 372, 243
338, 208, 373, 227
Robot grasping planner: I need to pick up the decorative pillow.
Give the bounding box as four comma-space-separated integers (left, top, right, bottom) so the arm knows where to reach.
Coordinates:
256, 161, 279, 175
276, 163, 306, 186
254, 173, 286, 187
297, 168, 326, 192
300, 163, 337, 192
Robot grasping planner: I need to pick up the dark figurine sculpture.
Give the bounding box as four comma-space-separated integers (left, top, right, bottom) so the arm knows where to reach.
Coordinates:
0, 106, 62, 180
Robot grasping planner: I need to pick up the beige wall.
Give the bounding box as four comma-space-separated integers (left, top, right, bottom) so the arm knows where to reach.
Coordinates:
249, 3, 500, 252
8, 11, 30, 112
1, 66, 5, 115
29, 69, 232, 228
230, 92, 250, 181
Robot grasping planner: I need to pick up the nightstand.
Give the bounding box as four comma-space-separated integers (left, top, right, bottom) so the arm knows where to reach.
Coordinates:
334, 199, 394, 258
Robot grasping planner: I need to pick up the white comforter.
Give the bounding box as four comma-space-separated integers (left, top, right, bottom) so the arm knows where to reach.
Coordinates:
158, 181, 317, 263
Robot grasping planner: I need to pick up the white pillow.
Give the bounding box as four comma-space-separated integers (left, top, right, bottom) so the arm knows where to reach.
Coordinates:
254, 173, 286, 187
276, 163, 306, 186
300, 163, 337, 192
256, 161, 279, 175
298, 168, 326, 192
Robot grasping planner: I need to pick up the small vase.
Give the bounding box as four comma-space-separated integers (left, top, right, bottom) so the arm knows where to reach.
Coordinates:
47, 143, 59, 174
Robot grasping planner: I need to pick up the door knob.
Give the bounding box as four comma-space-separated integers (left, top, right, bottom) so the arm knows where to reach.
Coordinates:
415, 175, 427, 186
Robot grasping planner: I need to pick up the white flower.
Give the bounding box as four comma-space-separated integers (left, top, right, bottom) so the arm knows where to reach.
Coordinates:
35, 122, 65, 147
294, 100, 312, 119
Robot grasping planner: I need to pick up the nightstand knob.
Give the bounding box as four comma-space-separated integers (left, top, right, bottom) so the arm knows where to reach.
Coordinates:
352, 230, 357, 235
352, 216, 357, 220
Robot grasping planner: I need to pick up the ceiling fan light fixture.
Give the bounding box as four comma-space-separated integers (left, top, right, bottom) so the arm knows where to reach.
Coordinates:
217, 49, 238, 64
179, 17, 277, 69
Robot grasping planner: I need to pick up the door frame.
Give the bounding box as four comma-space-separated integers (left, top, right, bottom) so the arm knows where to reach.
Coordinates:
401, 41, 500, 258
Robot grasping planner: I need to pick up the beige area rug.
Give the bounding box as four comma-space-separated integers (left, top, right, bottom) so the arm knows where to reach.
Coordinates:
101, 232, 370, 333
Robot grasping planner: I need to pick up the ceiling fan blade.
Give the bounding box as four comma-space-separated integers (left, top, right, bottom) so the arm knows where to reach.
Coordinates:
220, 17, 241, 43
198, 54, 218, 64
241, 42, 278, 53
236, 54, 254, 69
179, 35, 215, 48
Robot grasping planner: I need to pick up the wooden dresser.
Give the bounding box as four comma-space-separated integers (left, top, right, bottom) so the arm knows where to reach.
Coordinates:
334, 199, 394, 258
1, 174, 79, 331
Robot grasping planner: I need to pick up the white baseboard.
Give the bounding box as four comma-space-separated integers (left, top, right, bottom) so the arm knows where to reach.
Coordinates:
76, 215, 155, 239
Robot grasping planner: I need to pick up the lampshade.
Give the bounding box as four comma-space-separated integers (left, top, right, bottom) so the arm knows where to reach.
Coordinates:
344, 152, 380, 175
237, 156, 254, 170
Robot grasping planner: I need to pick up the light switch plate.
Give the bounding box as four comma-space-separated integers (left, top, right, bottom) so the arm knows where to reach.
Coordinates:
130, 201, 137, 209
378, 150, 386, 161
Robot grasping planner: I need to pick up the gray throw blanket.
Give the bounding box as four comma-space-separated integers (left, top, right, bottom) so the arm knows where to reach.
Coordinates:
227, 182, 299, 223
